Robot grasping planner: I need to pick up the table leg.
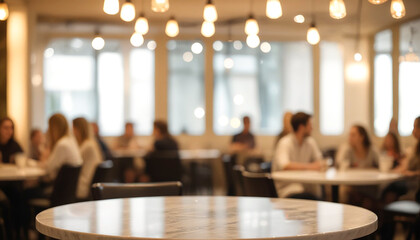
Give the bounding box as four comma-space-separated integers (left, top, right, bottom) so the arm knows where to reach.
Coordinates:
332, 185, 339, 203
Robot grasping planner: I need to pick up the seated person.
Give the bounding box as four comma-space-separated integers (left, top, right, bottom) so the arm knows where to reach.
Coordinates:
73, 118, 103, 199
0, 117, 23, 163
230, 116, 256, 151
113, 122, 140, 150
29, 128, 45, 160
91, 122, 113, 160
335, 125, 379, 209
272, 112, 323, 198
143, 120, 181, 182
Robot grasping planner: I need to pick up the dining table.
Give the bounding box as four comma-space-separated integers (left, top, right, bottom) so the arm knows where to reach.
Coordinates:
271, 168, 404, 202
36, 196, 378, 240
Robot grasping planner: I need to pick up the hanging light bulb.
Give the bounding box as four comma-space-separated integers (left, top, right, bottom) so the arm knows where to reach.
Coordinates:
266, 0, 282, 19
329, 0, 346, 19
165, 17, 179, 37
0, 0, 9, 21
390, 0, 405, 19
135, 15, 149, 35
368, 0, 387, 4
92, 36, 105, 50
130, 32, 144, 47
120, 0, 136, 22
245, 15, 259, 35
246, 34, 260, 48
354, 52, 362, 62
307, 23, 320, 45
203, 0, 218, 22
201, 21, 215, 37
151, 0, 169, 12
103, 0, 119, 15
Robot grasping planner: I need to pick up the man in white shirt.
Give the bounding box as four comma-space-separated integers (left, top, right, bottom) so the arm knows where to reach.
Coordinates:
272, 112, 323, 198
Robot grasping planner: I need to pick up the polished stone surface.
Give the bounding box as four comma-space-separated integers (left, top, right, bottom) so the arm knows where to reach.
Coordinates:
36, 196, 377, 240
272, 168, 402, 185
0, 163, 45, 181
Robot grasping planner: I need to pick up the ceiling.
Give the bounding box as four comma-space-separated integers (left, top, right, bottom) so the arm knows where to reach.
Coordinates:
23, 0, 420, 39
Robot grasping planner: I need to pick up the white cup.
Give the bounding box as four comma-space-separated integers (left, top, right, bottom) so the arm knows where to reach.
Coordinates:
15, 154, 27, 168
379, 154, 393, 173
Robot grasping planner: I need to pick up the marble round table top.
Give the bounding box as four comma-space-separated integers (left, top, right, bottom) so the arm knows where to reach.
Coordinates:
0, 163, 46, 181
36, 196, 377, 240
271, 168, 402, 185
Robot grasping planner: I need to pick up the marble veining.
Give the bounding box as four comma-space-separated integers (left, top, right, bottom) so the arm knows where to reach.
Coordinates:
36, 196, 377, 240
272, 168, 403, 186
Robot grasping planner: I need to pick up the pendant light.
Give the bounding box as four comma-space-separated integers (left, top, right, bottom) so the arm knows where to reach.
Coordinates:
307, 23, 320, 45
165, 17, 179, 37
266, 0, 282, 19
0, 0, 9, 21
103, 0, 119, 15
92, 35, 105, 51
201, 21, 215, 37
246, 34, 260, 48
390, 0, 405, 19
121, 0, 136, 22
203, 0, 218, 22
354, 0, 363, 62
245, 15, 259, 35
130, 32, 144, 47
135, 14, 149, 35
329, 0, 346, 19
368, 0, 387, 4
151, 0, 169, 12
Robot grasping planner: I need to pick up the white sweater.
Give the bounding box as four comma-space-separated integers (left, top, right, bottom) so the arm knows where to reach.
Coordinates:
76, 139, 103, 199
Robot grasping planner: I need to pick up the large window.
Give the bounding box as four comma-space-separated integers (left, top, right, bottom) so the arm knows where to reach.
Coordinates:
213, 41, 313, 135
399, 20, 420, 136
373, 30, 393, 137
167, 40, 205, 135
319, 42, 344, 135
41, 38, 155, 136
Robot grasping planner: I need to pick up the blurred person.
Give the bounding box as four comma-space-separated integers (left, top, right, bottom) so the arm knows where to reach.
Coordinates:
274, 111, 293, 149
388, 118, 399, 136
230, 116, 256, 151
272, 112, 324, 198
0, 117, 23, 163
114, 122, 140, 150
29, 128, 45, 160
73, 118, 103, 199
91, 122, 113, 160
151, 120, 179, 152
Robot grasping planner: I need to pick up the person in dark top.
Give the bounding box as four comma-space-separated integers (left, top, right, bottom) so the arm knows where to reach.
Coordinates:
153, 121, 179, 152
231, 116, 256, 151
0, 117, 23, 163
91, 122, 113, 160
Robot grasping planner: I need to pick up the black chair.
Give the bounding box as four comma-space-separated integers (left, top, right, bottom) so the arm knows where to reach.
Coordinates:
144, 152, 182, 182
91, 181, 183, 200
91, 160, 115, 185
222, 154, 236, 196
242, 171, 278, 198
382, 189, 420, 240
232, 165, 245, 196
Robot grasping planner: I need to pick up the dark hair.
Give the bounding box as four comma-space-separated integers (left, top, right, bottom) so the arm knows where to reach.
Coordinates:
354, 125, 371, 150
291, 112, 311, 132
0, 117, 15, 140
154, 120, 170, 137
382, 132, 401, 155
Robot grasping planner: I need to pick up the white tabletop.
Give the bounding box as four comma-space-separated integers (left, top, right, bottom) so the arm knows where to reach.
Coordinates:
272, 168, 403, 186
0, 163, 46, 181
36, 196, 377, 240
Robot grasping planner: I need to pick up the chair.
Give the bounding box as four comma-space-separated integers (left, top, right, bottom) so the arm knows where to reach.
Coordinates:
241, 171, 278, 198
222, 154, 236, 196
91, 160, 115, 185
91, 181, 183, 200
144, 152, 182, 182
232, 165, 245, 196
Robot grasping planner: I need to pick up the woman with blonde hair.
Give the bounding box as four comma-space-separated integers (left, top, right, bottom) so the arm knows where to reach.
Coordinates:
72, 117, 103, 199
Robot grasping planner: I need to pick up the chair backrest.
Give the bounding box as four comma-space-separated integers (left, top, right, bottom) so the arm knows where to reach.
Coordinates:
91, 160, 115, 185
145, 152, 182, 182
91, 181, 183, 200
242, 171, 278, 198
232, 165, 245, 196
50, 165, 82, 207
222, 154, 236, 196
